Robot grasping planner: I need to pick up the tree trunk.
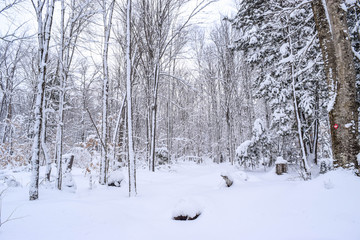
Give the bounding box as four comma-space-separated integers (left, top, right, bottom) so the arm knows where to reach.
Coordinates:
312, 0, 359, 169
226, 108, 234, 164
29, 0, 55, 201
112, 95, 126, 169
41, 93, 51, 181
150, 62, 160, 172
55, 0, 66, 191
100, 0, 115, 185
126, 0, 136, 197
286, 21, 310, 179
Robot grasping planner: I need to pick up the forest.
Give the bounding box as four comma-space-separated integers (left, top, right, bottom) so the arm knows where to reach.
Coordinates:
0, 0, 360, 239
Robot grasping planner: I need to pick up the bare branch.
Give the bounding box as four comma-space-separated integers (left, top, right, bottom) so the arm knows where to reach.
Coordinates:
86, 108, 106, 151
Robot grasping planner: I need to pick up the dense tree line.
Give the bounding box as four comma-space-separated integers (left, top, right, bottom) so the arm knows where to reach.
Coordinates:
0, 0, 359, 200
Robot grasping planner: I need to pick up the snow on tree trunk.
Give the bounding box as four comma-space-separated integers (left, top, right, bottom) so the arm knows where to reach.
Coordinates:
99, 0, 115, 185
29, 0, 55, 201
55, 0, 66, 191
112, 94, 126, 170
126, 0, 136, 197
312, 0, 359, 170
286, 20, 311, 179
150, 62, 160, 172
41, 93, 51, 182
62, 155, 76, 192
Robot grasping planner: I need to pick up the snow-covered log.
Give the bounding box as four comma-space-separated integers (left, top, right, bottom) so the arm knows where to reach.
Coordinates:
172, 198, 202, 221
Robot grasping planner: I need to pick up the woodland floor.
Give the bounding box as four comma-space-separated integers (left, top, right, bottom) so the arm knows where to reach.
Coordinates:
1, 162, 360, 240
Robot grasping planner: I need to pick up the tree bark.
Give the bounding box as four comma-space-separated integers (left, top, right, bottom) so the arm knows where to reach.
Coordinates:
312, 0, 359, 169
150, 62, 160, 172
29, 0, 55, 201
100, 0, 115, 185
55, 0, 66, 191
41, 93, 51, 181
126, 0, 137, 197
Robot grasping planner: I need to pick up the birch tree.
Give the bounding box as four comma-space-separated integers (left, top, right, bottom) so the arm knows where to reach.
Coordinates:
29, 0, 55, 200
126, 0, 136, 197
99, 0, 115, 185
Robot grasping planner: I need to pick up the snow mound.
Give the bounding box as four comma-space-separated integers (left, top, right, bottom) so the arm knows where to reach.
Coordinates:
323, 179, 334, 190
172, 198, 203, 220
107, 170, 124, 187
231, 171, 249, 182
63, 172, 76, 193
220, 171, 249, 187
0, 174, 21, 188
275, 156, 287, 164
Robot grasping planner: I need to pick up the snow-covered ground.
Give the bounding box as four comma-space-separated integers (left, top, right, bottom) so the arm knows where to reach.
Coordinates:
1, 162, 360, 240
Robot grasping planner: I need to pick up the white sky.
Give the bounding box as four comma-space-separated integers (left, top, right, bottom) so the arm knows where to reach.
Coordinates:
197, 0, 237, 24
0, 0, 238, 79
0, 0, 237, 40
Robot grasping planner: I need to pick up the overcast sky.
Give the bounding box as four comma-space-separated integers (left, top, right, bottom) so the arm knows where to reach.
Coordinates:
0, 0, 237, 40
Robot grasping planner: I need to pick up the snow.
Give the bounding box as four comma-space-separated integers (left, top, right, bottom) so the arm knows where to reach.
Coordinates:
279, 42, 289, 56
236, 140, 252, 157
62, 172, 76, 193
340, 3, 348, 11
327, 87, 337, 112
107, 170, 124, 187
346, 0, 357, 5
252, 118, 265, 140
1, 163, 360, 240
172, 198, 203, 219
249, 36, 258, 44
321, 0, 333, 34
275, 156, 287, 164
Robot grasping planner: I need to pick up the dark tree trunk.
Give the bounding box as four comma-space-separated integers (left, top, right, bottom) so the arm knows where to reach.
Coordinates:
312, 0, 359, 170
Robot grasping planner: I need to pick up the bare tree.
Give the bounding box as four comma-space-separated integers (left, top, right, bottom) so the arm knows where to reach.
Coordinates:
99, 0, 115, 185
0, 0, 27, 42
0, 40, 22, 145
211, 21, 238, 164
29, 0, 56, 201
126, 0, 136, 197
55, 0, 95, 189
136, 0, 216, 171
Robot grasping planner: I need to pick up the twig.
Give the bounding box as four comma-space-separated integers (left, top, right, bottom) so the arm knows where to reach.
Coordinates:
86, 108, 106, 151
1, 188, 24, 228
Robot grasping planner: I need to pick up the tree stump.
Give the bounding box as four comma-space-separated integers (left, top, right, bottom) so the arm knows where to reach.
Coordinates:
275, 157, 288, 175
221, 174, 233, 187
275, 163, 288, 175
63, 154, 76, 191
320, 161, 327, 174
64, 155, 74, 173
